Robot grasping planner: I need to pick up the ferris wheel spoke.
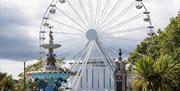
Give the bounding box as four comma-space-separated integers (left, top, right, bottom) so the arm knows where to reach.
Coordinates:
55, 7, 87, 31
61, 38, 85, 48
68, 41, 90, 70
57, 40, 85, 56
66, 0, 89, 29
103, 34, 143, 42
88, 0, 94, 28
102, 38, 134, 57
96, 43, 114, 75
102, 38, 121, 49
95, 0, 110, 29
74, 43, 93, 89
53, 26, 83, 34
59, 49, 82, 71
100, 39, 118, 57
54, 31, 83, 36
60, 38, 85, 48
103, 13, 143, 32
59, 44, 82, 55
104, 42, 119, 57
48, 18, 85, 33
60, 45, 83, 61
65, 46, 85, 61
96, 48, 114, 89
59, 37, 84, 43
70, 56, 87, 88
97, 0, 122, 30
106, 26, 147, 34
58, 48, 79, 60
71, 42, 91, 88
100, 1, 136, 31
94, 0, 101, 28
103, 37, 139, 53
95, 39, 115, 72
79, 0, 90, 27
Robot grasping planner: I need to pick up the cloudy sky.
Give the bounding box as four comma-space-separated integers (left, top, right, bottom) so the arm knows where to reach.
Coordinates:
0, 0, 179, 79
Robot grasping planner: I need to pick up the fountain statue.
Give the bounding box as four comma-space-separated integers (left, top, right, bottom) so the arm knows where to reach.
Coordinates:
27, 30, 69, 91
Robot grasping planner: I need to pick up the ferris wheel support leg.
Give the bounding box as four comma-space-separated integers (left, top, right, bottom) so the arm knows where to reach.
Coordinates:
95, 39, 115, 72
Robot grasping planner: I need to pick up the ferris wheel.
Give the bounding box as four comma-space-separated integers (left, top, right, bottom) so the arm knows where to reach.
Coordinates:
39, 0, 154, 90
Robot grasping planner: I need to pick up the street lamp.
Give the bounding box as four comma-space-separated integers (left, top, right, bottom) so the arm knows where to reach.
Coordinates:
23, 59, 26, 91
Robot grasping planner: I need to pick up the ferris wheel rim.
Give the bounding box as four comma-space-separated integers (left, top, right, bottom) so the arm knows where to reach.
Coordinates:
38, 0, 154, 89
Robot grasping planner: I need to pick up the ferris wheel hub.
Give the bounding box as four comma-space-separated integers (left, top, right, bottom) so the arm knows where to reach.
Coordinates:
86, 29, 97, 41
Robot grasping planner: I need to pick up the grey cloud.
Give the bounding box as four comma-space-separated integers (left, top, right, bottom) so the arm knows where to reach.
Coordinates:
0, 6, 39, 60
0, 6, 32, 28
0, 27, 39, 60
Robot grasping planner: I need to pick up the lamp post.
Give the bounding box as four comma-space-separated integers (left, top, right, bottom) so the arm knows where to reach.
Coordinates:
24, 59, 26, 91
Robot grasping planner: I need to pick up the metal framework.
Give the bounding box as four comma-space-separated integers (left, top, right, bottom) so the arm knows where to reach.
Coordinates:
39, 0, 154, 91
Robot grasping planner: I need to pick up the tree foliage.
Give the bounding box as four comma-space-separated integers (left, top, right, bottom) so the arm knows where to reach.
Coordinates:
129, 13, 180, 64
130, 13, 180, 91
132, 55, 180, 91
0, 72, 16, 91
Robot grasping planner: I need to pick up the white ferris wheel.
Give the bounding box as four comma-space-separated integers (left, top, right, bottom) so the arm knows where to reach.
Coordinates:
39, 0, 154, 90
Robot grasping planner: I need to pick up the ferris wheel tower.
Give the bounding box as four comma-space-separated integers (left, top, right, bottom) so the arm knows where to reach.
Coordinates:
38, 0, 154, 90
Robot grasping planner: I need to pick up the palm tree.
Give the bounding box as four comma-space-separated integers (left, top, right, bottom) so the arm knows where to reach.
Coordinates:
132, 55, 180, 91
132, 56, 155, 91
154, 55, 180, 91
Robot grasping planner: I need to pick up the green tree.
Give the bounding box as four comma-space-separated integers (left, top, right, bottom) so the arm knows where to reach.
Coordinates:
132, 55, 180, 91
128, 13, 180, 65
0, 72, 16, 91
0, 72, 7, 90
129, 13, 180, 91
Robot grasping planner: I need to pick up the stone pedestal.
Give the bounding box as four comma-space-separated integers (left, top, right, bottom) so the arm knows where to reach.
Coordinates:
114, 59, 126, 91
